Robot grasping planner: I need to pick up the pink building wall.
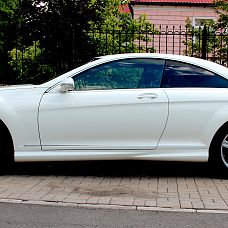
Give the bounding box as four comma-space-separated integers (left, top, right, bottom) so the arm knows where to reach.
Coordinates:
131, 4, 219, 54
132, 5, 218, 29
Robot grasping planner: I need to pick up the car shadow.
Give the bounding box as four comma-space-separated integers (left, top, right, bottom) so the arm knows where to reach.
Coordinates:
3, 160, 226, 179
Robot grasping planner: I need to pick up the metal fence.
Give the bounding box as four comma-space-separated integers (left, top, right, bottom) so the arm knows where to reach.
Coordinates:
4, 25, 228, 84
89, 26, 228, 64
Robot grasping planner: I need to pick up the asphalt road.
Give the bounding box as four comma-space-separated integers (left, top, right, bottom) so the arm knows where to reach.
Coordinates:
0, 202, 228, 228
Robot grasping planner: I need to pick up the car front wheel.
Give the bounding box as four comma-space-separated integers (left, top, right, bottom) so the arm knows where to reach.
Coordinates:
0, 127, 14, 171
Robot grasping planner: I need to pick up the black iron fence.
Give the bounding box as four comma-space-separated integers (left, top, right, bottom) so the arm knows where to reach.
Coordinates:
3, 25, 228, 84
89, 26, 228, 64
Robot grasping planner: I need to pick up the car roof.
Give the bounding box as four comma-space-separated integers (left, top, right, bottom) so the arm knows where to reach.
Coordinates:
98, 53, 227, 75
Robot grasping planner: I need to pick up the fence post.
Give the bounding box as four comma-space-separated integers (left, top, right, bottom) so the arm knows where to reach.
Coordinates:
201, 26, 207, 60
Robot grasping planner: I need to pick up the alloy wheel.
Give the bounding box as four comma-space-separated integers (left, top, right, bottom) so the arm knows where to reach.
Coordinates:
221, 134, 228, 168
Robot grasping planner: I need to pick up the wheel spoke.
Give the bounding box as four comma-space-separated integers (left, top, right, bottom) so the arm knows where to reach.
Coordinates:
220, 135, 228, 168
222, 139, 228, 149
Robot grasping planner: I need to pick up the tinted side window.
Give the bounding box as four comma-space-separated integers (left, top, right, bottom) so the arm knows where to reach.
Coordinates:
162, 60, 228, 88
73, 59, 165, 91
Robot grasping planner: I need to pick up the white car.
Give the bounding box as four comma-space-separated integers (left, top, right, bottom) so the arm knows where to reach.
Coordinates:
0, 53, 228, 171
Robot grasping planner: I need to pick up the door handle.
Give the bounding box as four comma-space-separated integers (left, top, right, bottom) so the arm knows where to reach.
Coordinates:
137, 93, 158, 99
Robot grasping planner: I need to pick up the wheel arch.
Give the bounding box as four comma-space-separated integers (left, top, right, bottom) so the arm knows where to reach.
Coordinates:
209, 121, 228, 160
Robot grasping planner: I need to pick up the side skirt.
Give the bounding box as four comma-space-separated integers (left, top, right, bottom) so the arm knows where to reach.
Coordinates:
15, 148, 208, 162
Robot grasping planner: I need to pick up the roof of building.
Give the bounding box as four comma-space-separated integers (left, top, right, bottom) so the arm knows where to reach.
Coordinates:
130, 0, 213, 4
119, 4, 131, 13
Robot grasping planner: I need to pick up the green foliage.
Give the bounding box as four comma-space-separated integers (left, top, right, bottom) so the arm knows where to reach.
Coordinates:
4, 0, 157, 84
183, 15, 228, 65
89, 0, 158, 54
183, 0, 228, 65
183, 17, 216, 57
0, 0, 21, 83
215, 0, 228, 29
4, 0, 108, 84
213, 0, 228, 65
8, 41, 55, 84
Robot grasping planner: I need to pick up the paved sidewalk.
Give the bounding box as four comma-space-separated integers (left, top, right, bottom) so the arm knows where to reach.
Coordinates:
0, 162, 228, 211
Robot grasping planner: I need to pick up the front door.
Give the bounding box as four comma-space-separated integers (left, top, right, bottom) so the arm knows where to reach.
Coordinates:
38, 58, 168, 151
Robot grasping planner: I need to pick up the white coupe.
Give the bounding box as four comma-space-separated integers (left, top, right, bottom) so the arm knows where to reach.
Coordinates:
1, 53, 228, 171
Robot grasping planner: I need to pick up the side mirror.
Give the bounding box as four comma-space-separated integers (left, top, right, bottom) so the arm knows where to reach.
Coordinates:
60, 78, 74, 93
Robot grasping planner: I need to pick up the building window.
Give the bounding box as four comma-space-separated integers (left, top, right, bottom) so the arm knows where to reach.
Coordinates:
193, 17, 215, 28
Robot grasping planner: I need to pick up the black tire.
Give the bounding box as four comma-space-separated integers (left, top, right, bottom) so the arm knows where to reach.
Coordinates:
0, 127, 14, 171
209, 127, 228, 173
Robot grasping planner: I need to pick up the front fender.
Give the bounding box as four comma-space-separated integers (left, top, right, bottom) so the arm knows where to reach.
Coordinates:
0, 87, 46, 151
0, 97, 24, 150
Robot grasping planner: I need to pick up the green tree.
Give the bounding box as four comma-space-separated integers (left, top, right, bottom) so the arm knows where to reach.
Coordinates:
183, 17, 215, 58
89, 0, 157, 54
8, 41, 55, 84
6, 0, 104, 84
214, 0, 228, 65
215, 0, 228, 29
184, 1, 228, 65
6, 0, 157, 84
0, 0, 22, 84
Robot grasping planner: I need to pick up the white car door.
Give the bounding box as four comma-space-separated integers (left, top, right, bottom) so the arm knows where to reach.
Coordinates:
38, 58, 168, 151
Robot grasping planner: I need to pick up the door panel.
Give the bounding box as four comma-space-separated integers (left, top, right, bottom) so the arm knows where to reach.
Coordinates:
39, 88, 168, 150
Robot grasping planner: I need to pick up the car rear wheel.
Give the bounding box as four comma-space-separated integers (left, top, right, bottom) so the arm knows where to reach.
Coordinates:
209, 127, 228, 172
221, 134, 228, 168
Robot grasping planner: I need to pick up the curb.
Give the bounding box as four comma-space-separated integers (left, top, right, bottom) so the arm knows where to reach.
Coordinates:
0, 199, 228, 214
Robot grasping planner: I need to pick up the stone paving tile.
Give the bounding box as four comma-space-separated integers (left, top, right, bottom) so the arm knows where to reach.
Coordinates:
144, 199, 156, 207
0, 174, 228, 211
191, 200, 205, 209
180, 200, 193, 209
51, 194, 70, 202
40, 193, 56, 201
86, 196, 100, 204
98, 197, 112, 205
133, 198, 146, 206
110, 197, 134, 206
63, 194, 90, 204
